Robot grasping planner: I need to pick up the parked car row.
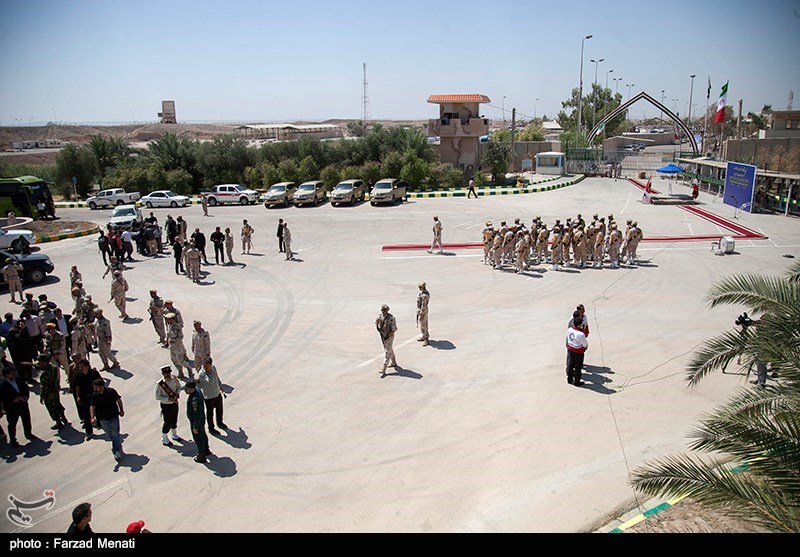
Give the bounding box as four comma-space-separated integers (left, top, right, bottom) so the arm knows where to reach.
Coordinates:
264, 179, 406, 209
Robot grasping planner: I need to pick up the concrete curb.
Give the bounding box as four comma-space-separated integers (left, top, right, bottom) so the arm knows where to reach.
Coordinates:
36, 225, 100, 243
53, 176, 585, 209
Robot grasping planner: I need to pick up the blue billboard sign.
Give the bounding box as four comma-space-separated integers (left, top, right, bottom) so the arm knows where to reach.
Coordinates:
723, 162, 757, 212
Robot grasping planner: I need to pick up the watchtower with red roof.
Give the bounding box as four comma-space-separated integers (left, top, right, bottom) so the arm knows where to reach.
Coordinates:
427, 94, 491, 171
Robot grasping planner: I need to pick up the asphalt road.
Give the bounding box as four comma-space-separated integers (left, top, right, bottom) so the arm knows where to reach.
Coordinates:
2, 177, 798, 533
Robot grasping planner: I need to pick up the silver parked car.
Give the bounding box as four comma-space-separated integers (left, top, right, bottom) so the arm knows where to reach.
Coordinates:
292, 181, 326, 206
369, 178, 408, 206
330, 179, 366, 206
264, 182, 297, 208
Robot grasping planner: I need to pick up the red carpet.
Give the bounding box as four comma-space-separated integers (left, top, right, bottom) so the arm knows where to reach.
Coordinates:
380, 183, 768, 251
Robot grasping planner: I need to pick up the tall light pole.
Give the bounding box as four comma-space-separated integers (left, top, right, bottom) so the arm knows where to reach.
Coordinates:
605, 68, 614, 91
590, 57, 604, 127
687, 74, 696, 128
502, 96, 507, 124
534, 97, 539, 120
577, 34, 593, 142
660, 90, 665, 122
613, 77, 622, 96
627, 83, 635, 100
672, 98, 679, 116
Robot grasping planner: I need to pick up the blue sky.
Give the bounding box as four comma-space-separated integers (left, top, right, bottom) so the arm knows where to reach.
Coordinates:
1, 0, 798, 125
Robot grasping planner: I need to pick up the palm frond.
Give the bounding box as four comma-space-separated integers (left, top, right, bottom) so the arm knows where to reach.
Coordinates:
787, 260, 800, 283
706, 274, 800, 314
686, 330, 751, 386
630, 453, 800, 532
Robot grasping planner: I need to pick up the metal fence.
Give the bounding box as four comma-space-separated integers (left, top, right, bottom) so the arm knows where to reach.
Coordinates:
565, 149, 682, 178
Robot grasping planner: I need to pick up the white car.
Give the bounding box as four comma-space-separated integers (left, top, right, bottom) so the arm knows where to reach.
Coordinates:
140, 190, 189, 208
0, 228, 36, 253
108, 205, 144, 230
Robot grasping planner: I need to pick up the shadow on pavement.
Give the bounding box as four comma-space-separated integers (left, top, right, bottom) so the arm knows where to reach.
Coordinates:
381, 365, 422, 380
114, 452, 149, 473
427, 340, 455, 350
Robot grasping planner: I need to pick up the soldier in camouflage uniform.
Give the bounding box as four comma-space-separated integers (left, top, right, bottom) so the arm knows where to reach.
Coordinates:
166, 313, 192, 379
185, 242, 202, 283
163, 300, 184, 332
375, 304, 397, 376
43, 322, 70, 379
80, 295, 98, 350
148, 290, 168, 347
37, 354, 68, 429
93, 308, 120, 370
110, 270, 129, 319
191, 320, 211, 369
416, 283, 430, 346
2, 257, 24, 303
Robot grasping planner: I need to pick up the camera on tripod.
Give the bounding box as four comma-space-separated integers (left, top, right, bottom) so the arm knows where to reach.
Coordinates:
735, 312, 754, 328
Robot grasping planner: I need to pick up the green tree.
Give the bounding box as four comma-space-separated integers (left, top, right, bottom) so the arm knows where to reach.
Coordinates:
164, 168, 193, 194
630, 261, 800, 533
517, 124, 545, 142
491, 128, 512, 143
278, 159, 299, 183
347, 120, 367, 137
444, 166, 464, 189
243, 166, 261, 189
557, 85, 626, 139
400, 153, 430, 189
359, 160, 382, 186
481, 141, 513, 183
54, 144, 98, 198
319, 164, 340, 189
259, 162, 282, 188
388, 126, 434, 161
298, 155, 319, 183
88, 135, 130, 184
380, 151, 404, 179
194, 135, 255, 188
148, 133, 185, 171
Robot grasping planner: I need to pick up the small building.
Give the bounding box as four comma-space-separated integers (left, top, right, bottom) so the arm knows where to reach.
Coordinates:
535, 151, 566, 175
159, 100, 177, 124
541, 120, 564, 141
234, 123, 342, 141
427, 94, 490, 173
763, 110, 800, 138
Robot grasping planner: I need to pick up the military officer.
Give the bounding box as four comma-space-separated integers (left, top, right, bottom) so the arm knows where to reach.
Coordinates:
43, 322, 70, 379
166, 313, 192, 379
163, 300, 184, 331
427, 216, 443, 254
416, 282, 430, 346
375, 304, 397, 376
185, 242, 202, 283
69, 265, 83, 289
608, 223, 623, 268
481, 221, 493, 265
593, 223, 606, 268
109, 270, 129, 319
37, 354, 68, 429
94, 308, 120, 370
191, 320, 211, 369
626, 221, 643, 264
2, 257, 24, 303
148, 290, 168, 346
184, 380, 211, 463
155, 365, 183, 446
515, 230, 530, 274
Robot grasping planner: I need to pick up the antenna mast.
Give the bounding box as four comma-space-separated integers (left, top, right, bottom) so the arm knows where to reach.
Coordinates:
362, 63, 371, 125
788, 90, 794, 111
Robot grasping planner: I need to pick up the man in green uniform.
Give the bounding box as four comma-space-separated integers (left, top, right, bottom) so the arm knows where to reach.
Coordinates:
185, 380, 210, 463
37, 354, 68, 429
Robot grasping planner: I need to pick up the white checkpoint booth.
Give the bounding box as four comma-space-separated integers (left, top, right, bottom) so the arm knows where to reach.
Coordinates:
535, 151, 565, 175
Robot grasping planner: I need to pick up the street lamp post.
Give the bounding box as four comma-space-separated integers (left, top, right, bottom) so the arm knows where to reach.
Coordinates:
627, 83, 635, 100
613, 77, 622, 96
606, 68, 614, 91
688, 74, 696, 128
502, 96, 507, 123
590, 57, 604, 127
534, 98, 539, 120
660, 90, 665, 122
577, 34, 593, 142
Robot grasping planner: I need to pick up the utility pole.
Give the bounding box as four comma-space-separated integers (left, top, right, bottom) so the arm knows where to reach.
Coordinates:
688, 74, 696, 128
737, 98, 743, 140
660, 90, 665, 122
511, 108, 517, 171
577, 34, 593, 143
590, 57, 603, 128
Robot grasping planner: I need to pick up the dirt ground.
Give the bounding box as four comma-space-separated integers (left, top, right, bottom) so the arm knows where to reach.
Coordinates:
620, 498, 774, 533
27, 218, 97, 240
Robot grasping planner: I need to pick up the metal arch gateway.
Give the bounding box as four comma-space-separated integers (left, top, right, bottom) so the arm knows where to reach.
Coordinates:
587, 91, 699, 156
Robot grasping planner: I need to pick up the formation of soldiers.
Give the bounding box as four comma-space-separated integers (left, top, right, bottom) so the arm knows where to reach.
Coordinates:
481, 214, 644, 273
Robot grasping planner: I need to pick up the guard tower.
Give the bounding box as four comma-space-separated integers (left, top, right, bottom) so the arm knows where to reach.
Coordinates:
427, 94, 490, 171
159, 100, 177, 124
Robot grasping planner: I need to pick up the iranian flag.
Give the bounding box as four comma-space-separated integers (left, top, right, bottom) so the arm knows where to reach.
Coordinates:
714, 81, 729, 123
596, 122, 605, 136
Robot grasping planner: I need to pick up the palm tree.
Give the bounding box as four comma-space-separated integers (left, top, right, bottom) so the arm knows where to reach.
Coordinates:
88, 135, 132, 184
148, 132, 183, 171
630, 260, 800, 533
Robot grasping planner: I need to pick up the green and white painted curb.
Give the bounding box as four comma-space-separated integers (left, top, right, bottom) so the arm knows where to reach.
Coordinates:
36, 225, 100, 243
54, 176, 585, 208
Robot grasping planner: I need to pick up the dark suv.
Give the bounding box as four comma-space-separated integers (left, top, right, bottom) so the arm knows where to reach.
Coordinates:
0, 249, 55, 285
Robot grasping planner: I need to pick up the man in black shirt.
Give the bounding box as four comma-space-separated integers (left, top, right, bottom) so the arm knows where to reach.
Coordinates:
66, 503, 93, 535
173, 241, 185, 274
190, 228, 209, 264
165, 215, 177, 246
74, 360, 102, 440
90, 379, 125, 462
277, 218, 285, 253
210, 226, 225, 265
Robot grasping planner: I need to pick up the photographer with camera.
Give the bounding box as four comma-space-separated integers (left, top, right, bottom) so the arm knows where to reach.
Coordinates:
733, 312, 770, 387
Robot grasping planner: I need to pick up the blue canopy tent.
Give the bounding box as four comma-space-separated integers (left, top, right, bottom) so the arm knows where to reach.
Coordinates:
656, 163, 685, 174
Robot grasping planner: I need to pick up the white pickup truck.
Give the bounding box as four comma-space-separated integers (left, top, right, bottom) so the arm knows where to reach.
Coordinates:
86, 188, 141, 210
203, 184, 260, 206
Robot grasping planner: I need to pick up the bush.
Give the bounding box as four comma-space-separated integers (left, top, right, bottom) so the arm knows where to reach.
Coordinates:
320, 165, 340, 190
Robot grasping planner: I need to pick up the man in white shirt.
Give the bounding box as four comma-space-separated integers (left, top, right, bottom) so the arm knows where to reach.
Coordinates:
198, 357, 227, 435
121, 229, 134, 261
566, 311, 589, 387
